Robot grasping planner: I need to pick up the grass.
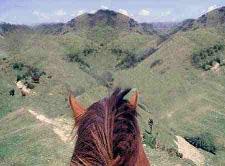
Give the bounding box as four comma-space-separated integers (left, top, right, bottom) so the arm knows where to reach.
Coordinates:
0, 109, 73, 166
1, 22, 225, 165
114, 26, 225, 164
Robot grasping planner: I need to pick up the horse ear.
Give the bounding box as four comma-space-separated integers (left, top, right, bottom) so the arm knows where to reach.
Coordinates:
69, 94, 86, 120
129, 91, 138, 108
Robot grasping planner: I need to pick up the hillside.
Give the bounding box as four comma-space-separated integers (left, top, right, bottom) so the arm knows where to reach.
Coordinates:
34, 10, 158, 37
66, 9, 139, 31
170, 6, 225, 34
0, 22, 31, 36
1, 7, 225, 165
114, 7, 225, 165
196, 6, 225, 27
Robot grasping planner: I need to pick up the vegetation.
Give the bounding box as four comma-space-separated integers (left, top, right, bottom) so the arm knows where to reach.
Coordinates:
12, 62, 46, 84
192, 43, 225, 70
12, 62, 24, 70
66, 53, 90, 68
115, 48, 157, 69
143, 119, 157, 149
185, 133, 216, 154
64, 45, 98, 69
1, 7, 225, 166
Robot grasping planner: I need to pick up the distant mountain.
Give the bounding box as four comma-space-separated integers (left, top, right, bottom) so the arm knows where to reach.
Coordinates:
196, 6, 225, 27
170, 6, 225, 34
33, 23, 65, 35
34, 9, 157, 36
0, 22, 31, 36
66, 9, 139, 31
169, 19, 195, 34
139, 23, 158, 35
150, 22, 179, 33
3, 7, 225, 38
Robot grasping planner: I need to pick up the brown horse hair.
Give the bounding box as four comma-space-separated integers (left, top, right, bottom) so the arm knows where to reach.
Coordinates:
70, 88, 150, 166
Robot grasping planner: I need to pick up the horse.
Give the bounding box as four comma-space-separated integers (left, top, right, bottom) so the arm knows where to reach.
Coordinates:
69, 88, 150, 166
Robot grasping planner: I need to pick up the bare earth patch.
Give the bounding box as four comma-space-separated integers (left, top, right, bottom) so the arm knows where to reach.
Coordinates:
28, 109, 73, 143
175, 135, 205, 166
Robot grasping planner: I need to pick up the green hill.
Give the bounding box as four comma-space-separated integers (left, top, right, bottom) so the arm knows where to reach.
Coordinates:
1, 7, 225, 165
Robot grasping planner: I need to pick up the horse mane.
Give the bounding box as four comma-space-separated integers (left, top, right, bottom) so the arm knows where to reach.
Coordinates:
70, 88, 142, 166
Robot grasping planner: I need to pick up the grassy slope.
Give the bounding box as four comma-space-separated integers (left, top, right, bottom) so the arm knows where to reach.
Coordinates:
114, 27, 225, 165
1, 32, 100, 116
0, 109, 73, 166
1, 25, 225, 165
0, 29, 182, 165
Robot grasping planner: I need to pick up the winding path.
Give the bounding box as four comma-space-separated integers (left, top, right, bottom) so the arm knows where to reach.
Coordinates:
175, 135, 205, 166
28, 109, 73, 143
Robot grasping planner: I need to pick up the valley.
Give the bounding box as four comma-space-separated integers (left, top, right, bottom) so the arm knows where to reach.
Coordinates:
1, 7, 225, 165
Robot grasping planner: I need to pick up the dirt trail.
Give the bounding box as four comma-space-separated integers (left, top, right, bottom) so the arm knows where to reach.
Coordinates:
175, 135, 205, 166
28, 109, 73, 143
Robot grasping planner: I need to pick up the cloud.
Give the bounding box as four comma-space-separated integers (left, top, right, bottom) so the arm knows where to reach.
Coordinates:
71, 10, 85, 17
54, 9, 66, 16
32, 10, 50, 20
160, 10, 171, 17
101, 5, 109, 9
201, 5, 219, 14
138, 9, 150, 16
90, 10, 97, 14
118, 9, 129, 16
77, 10, 85, 16
207, 5, 218, 12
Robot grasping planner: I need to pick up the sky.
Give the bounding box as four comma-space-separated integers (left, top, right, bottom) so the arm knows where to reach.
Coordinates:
0, 0, 225, 25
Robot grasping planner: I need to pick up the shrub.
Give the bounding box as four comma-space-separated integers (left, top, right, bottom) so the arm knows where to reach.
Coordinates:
116, 53, 137, 69
28, 68, 46, 83
66, 53, 90, 68
82, 48, 96, 56
143, 118, 157, 149
12, 62, 24, 71
166, 148, 183, 158
13, 62, 45, 85
192, 43, 225, 70
25, 82, 35, 89
143, 130, 157, 149
9, 89, 15, 96
64, 45, 97, 69
184, 133, 216, 154
115, 48, 157, 69
16, 74, 24, 81
111, 48, 124, 57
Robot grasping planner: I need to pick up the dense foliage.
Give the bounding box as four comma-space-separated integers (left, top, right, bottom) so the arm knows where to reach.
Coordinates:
12, 62, 46, 84
65, 47, 97, 69
192, 43, 225, 70
185, 133, 216, 154
66, 53, 90, 68
114, 48, 157, 69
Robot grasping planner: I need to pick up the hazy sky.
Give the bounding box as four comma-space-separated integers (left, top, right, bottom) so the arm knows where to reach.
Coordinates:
0, 0, 225, 25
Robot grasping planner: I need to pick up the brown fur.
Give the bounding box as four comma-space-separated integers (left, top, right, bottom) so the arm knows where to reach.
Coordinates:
70, 88, 150, 166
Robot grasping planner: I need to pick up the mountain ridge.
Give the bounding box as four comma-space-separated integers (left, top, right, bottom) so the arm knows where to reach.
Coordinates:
1, 5, 225, 166
1, 6, 225, 36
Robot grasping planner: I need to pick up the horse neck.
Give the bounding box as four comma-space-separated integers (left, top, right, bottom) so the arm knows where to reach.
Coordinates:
111, 136, 150, 166
136, 143, 150, 166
